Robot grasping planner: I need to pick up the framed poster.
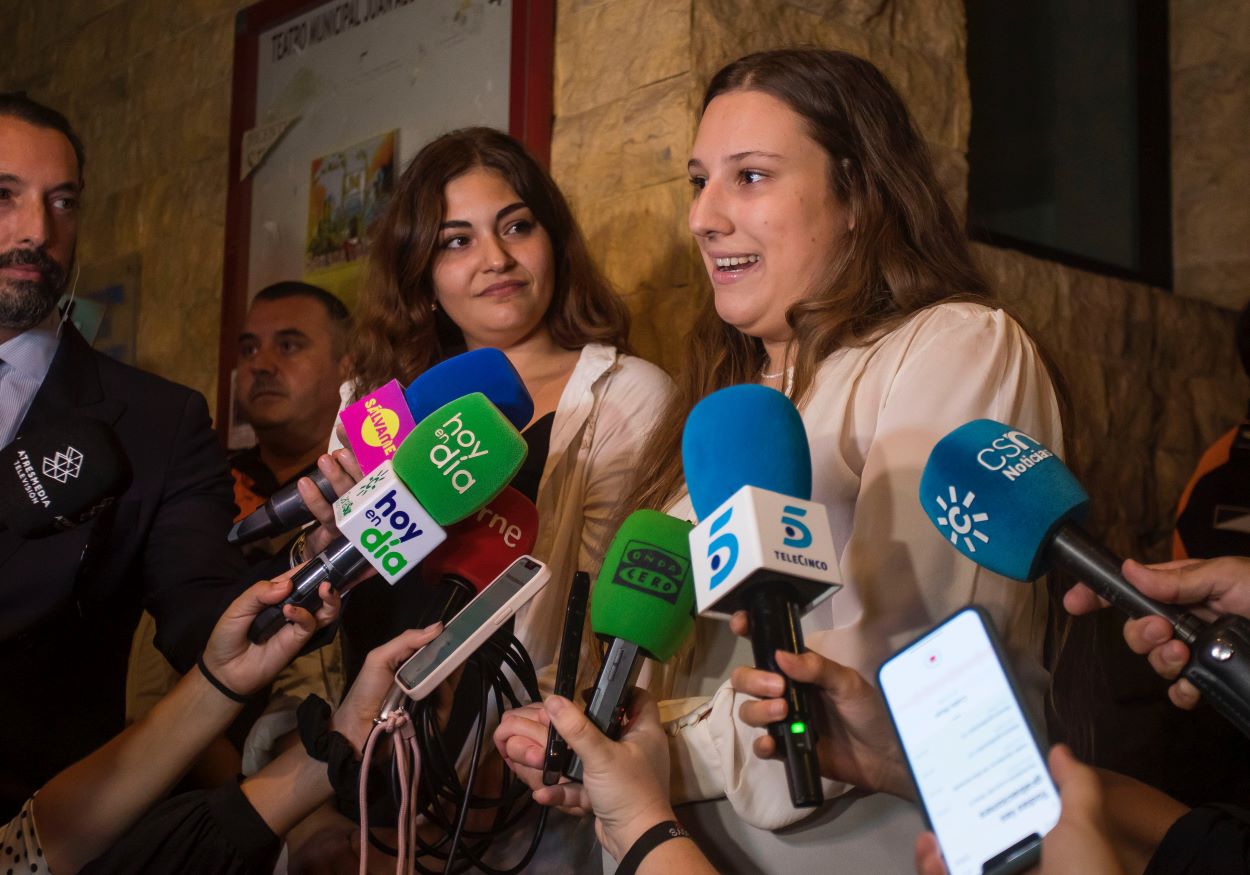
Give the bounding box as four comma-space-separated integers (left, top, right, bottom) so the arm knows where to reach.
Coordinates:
216, 0, 554, 433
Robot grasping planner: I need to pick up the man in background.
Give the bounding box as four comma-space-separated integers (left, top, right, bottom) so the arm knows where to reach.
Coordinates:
230, 281, 351, 533
1173, 302, 1250, 560
128, 282, 351, 781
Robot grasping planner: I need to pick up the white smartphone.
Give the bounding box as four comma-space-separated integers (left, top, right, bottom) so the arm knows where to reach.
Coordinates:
392, 555, 550, 701
877, 606, 1061, 875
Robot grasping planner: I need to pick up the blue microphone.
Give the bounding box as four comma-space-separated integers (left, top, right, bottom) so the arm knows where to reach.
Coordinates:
919, 420, 1187, 624
404, 348, 533, 431
921, 419, 1250, 739
683, 385, 841, 809
684, 384, 811, 520
230, 348, 534, 545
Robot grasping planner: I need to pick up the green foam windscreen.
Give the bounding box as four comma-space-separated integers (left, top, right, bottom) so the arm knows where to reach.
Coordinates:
392, 392, 527, 526
590, 509, 696, 662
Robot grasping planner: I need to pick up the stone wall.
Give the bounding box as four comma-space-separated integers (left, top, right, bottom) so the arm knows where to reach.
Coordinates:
1, 0, 1245, 562
1170, 0, 1250, 308
2, 0, 251, 404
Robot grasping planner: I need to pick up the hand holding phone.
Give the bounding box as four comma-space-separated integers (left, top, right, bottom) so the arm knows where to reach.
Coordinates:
390, 556, 550, 702
878, 607, 1060, 875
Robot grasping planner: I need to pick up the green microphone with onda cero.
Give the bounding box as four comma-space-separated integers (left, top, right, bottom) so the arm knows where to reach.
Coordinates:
565, 509, 695, 781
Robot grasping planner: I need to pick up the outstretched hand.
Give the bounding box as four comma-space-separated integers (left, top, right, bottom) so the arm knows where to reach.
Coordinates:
302, 445, 364, 556
496, 691, 675, 861
914, 745, 1122, 875
331, 624, 443, 751
202, 569, 342, 697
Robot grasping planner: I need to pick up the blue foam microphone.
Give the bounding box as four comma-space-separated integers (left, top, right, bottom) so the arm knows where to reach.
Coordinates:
921, 419, 1250, 739
404, 348, 533, 431
683, 385, 841, 808
919, 420, 1191, 625
229, 348, 534, 545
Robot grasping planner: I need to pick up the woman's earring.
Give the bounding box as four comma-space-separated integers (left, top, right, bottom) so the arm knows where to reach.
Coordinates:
430, 299, 439, 312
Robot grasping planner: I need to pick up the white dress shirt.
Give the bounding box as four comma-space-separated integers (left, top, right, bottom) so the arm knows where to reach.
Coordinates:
0, 311, 62, 446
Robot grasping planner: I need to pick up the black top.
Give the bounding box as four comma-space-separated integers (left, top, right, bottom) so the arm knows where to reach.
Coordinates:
79, 779, 279, 875
1144, 804, 1250, 875
339, 411, 556, 683
508, 411, 554, 505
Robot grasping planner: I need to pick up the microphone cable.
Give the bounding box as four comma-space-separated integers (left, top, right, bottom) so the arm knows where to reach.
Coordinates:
367, 627, 547, 874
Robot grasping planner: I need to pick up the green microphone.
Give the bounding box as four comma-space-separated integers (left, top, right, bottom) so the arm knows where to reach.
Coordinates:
565, 510, 695, 781
391, 392, 528, 525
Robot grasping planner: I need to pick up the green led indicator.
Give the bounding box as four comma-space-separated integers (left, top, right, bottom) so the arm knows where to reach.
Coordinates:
789, 721, 807, 735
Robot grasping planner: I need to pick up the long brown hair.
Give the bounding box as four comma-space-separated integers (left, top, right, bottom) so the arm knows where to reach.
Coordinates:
626, 48, 1069, 513
349, 127, 631, 396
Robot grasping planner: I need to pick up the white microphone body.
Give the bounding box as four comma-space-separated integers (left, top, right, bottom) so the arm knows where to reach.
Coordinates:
690, 485, 842, 619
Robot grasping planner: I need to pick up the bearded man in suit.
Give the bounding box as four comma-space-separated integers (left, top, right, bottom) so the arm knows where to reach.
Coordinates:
0, 93, 245, 815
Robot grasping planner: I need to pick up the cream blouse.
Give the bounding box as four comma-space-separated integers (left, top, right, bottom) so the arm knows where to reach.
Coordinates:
637, 303, 1063, 872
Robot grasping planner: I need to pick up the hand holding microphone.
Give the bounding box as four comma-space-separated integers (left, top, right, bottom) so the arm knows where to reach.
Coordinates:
230, 348, 533, 546
564, 509, 697, 781
728, 612, 913, 801
1066, 555, 1250, 710
921, 419, 1250, 738
295, 446, 363, 558
247, 392, 528, 643
683, 385, 843, 808
201, 568, 344, 699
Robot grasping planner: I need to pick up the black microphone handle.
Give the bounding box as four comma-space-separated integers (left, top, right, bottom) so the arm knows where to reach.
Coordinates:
1181, 614, 1250, 740
748, 586, 823, 809
230, 469, 339, 545
1050, 526, 1250, 740
247, 538, 369, 643
1048, 525, 1203, 643
276, 469, 338, 526
565, 637, 642, 782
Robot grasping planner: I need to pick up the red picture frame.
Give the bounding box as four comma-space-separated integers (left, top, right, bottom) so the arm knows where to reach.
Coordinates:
215, 0, 554, 435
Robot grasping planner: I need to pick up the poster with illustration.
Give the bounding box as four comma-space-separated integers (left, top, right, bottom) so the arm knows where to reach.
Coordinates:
218, 0, 553, 431
304, 129, 397, 304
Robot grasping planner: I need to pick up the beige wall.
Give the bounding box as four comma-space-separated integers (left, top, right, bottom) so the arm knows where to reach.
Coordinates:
1170, 0, 1250, 307
2, 0, 250, 403
1, 0, 1245, 559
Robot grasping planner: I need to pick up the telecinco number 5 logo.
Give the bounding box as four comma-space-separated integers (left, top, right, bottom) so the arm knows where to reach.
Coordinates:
781, 505, 812, 548
707, 506, 739, 589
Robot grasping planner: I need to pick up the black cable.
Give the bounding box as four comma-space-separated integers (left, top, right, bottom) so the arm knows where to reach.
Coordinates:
443, 665, 490, 873
374, 629, 544, 875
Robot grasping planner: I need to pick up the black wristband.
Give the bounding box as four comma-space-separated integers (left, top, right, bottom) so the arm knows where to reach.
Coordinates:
617, 820, 691, 875
196, 655, 251, 704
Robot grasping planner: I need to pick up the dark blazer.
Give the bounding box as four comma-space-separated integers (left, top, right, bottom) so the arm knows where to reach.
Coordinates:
0, 324, 246, 813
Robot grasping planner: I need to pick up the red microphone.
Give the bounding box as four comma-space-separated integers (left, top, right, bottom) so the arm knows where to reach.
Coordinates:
416, 486, 539, 625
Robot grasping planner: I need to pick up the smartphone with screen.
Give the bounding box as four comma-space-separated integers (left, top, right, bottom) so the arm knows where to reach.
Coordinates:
393, 556, 550, 701
877, 606, 1060, 875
